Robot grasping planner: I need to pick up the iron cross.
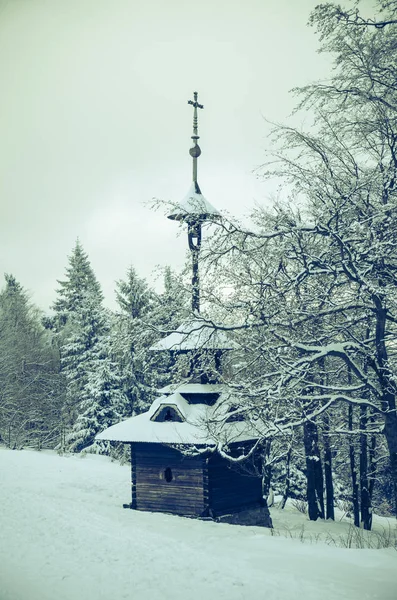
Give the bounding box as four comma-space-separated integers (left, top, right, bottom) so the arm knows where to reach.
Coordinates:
188, 91, 204, 110
188, 92, 203, 139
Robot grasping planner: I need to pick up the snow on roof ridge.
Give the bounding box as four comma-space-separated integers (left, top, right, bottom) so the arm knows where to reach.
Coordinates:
159, 382, 224, 394
150, 318, 236, 352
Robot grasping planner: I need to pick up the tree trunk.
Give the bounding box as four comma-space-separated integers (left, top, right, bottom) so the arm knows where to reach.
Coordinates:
280, 447, 291, 510
348, 404, 360, 527
262, 441, 272, 499
373, 299, 397, 517
360, 406, 372, 530
323, 413, 334, 520
368, 423, 376, 503
303, 421, 325, 520
384, 410, 397, 517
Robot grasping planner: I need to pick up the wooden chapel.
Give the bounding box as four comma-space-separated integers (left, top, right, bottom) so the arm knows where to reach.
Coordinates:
97, 93, 268, 522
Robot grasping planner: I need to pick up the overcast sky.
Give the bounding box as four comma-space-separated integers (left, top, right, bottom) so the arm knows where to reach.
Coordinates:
0, 0, 337, 312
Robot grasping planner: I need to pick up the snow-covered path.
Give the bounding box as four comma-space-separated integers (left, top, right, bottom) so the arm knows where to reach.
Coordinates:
0, 448, 395, 600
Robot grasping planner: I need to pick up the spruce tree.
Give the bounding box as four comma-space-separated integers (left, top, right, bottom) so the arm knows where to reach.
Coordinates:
149, 266, 190, 388
114, 266, 155, 416
153, 266, 189, 331
50, 240, 125, 453
52, 239, 102, 329
62, 291, 126, 453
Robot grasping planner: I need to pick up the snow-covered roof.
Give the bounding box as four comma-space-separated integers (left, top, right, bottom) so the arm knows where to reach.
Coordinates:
150, 319, 235, 352
148, 393, 189, 420
159, 382, 224, 395
96, 390, 257, 446
167, 182, 221, 222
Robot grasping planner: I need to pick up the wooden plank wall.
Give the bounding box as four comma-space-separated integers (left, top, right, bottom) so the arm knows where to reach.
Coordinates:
208, 452, 263, 515
131, 443, 137, 508
133, 443, 205, 516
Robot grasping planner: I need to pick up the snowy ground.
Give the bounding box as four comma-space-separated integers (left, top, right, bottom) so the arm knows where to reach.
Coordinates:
0, 448, 396, 600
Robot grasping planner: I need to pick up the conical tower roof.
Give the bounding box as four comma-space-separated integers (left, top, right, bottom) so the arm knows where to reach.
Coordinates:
168, 182, 221, 223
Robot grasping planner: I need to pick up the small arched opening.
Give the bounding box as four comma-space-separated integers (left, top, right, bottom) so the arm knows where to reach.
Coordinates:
164, 467, 173, 483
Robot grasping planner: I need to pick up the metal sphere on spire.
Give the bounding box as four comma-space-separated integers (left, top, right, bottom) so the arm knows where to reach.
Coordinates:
187, 91, 203, 170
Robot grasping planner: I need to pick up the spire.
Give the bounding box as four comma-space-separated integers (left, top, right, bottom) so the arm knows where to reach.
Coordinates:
167, 92, 221, 314
167, 92, 220, 223
188, 91, 204, 184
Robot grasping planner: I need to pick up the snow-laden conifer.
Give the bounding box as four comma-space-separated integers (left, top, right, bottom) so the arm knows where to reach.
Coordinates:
113, 266, 157, 416
62, 291, 127, 453
0, 274, 63, 449
52, 239, 102, 330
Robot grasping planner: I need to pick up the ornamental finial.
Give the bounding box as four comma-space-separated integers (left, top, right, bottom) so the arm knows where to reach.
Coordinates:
187, 92, 204, 183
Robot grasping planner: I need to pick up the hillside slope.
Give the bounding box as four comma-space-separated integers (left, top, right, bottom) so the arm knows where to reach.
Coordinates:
0, 448, 395, 600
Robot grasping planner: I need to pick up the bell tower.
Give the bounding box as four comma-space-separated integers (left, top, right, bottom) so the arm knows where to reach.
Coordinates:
167, 92, 221, 313
153, 92, 229, 383
96, 93, 270, 527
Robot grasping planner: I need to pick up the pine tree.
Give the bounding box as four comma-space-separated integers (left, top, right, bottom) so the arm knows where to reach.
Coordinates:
116, 266, 153, 319
50, 242, 128, 453
66, 331, 126, 453
153, 266, 189, 331
114, 267, 155, 416
113, 265, 190, 417
0, 275, 63, 449
149, 266, 191, 388
61, 291, 105, 419
52, 239, 102, 329
62, 291, 127, 453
